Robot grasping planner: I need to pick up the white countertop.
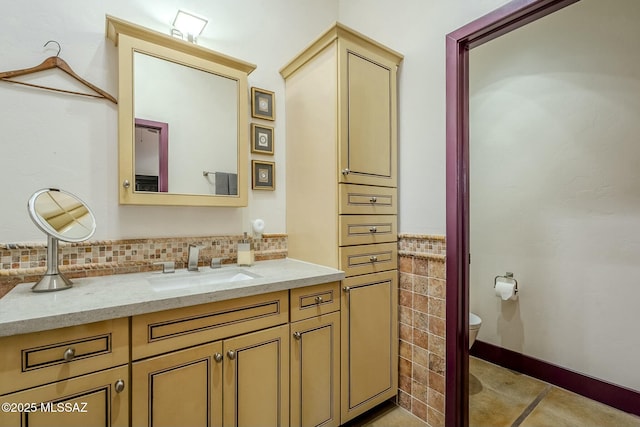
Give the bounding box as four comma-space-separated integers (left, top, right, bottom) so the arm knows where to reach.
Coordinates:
0, 258, 344, 337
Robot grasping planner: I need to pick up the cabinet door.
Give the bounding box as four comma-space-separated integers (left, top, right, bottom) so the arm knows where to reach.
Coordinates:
0, 365, 128, 427
223, 324, 289, 427
290, 312, 340, 427
339, 42, 398, 188
341, 271, 398, 423
132, 341, 223, 427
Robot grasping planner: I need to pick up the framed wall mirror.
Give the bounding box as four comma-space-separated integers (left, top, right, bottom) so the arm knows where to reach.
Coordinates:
106, 16, 256, 206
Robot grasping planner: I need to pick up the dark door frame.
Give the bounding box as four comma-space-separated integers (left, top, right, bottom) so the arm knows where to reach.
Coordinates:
444, 1, 580, 425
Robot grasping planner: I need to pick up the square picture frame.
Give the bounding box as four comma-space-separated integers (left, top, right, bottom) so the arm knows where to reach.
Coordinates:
251, 123, 274, 155
251, 87, 275, 121
252, 160, 275, 190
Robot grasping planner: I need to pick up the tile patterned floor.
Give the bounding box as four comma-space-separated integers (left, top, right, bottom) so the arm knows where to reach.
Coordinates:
341, 358, 640, 427
343, 400, 428, 427
470, 357, 640, 427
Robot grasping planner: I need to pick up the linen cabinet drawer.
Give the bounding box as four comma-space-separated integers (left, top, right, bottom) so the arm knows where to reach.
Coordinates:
290, 282, 341, 322
339, 242, 398, 277
132, 290, 289, 360
0, 318, 129, 395
339, 184, 397, 215
339, 215, 397, 246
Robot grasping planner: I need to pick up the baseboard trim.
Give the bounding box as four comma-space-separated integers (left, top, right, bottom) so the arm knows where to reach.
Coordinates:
470, 340, 640, 417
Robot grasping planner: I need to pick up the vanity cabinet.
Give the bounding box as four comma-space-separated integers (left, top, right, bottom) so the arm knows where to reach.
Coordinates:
281, 23, 402, 423
132, 325, 289, 427
0, 319, 129, 427
131, 291, 290, 427
290, 283, 340, 427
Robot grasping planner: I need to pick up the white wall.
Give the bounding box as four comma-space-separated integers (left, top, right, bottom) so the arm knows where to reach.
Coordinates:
469, 0, 640, 390
338, 0, 511, 235
0, 0, 337, 242
1, 0, 510, 243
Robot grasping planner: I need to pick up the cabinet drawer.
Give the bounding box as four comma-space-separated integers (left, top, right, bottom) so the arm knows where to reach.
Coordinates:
339, 215, 397, 246
0, 318, 129, 395
339, 184, 397, 215
339, 243, 397, 277
132, 291, 288, 360
290, 282, 340, 322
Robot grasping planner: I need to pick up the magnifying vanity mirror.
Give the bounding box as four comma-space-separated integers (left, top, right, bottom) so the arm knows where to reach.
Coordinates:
106, 15, 256, 207
28, 188, 96, 292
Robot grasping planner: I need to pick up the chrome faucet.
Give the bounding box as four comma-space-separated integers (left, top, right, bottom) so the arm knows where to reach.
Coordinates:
187, 244, 200, 271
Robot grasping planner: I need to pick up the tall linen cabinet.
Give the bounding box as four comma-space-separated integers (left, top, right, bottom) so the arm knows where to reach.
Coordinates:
280, 23, 403, 424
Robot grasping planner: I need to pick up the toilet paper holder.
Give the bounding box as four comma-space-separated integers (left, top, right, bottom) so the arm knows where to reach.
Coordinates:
494, 272, 518, 294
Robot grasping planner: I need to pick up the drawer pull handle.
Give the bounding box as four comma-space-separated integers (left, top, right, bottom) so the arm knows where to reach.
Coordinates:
369, 226, 378, 233
342, 168, 350, 175
114, 379, 125, 393
315, 296, 324, 304
63, 347, 76, 361
370, 196, 377, 203
214, 353, 223, 363
227, 350, 236, 360
293, 332, 302, 340
370, 255, 378, 262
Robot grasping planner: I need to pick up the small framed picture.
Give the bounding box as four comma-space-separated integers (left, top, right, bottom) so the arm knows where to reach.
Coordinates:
251, 123, 274, 155
251, 87, 275, 121
252, 160, 275, 190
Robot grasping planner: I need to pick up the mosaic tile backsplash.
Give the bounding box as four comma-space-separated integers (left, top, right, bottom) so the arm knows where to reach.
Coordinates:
0, 234, 287, 297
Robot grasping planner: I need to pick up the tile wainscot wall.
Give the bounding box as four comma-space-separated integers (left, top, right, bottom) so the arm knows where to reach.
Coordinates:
397, 234, 446, 427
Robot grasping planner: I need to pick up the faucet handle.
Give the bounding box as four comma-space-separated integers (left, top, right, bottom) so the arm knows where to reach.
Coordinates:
153, 261, 175, 274
210, 257, 225, 269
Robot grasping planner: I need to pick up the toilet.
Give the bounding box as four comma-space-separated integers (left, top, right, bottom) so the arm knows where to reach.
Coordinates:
469, 312, 482, 349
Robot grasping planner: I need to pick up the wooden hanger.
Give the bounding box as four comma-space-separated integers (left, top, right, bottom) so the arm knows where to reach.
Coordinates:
0, 41, 117, 104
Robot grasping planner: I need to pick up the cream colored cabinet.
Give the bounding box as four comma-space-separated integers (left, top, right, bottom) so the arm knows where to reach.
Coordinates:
290, 283, 341, 427
224, 324, 290, 427
132, 325, 289, 427
131, 292, 290, 427
0, 319, 129, 427
132, 342, 223, 427
281, 23, 402, 424
0, 366, 128, 427
341, 271, 398, 421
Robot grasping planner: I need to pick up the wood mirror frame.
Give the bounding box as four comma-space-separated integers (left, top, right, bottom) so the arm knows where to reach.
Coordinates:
445, 0, 580, 425
106, 15, 256, 207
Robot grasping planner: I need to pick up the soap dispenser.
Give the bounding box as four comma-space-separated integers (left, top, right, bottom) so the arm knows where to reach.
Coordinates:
237, 232, 254, 266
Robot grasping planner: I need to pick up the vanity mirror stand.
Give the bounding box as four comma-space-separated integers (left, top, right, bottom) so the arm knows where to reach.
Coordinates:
27, 188, 96, 292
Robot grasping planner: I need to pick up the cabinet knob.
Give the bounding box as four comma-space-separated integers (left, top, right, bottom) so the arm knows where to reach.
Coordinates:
293, 332, 302, 340
341, 168, 350, 175
343, 286, 351, 293
369, 255, 378, 262
370, 196, 377, 203
227, 350, 236, 360
214, 353, 223, 363
114, 379, 125, 393
63, 347, 76, 361
315, 296, 324, 304
369, 226, 378, 233
122, 179, 131, 189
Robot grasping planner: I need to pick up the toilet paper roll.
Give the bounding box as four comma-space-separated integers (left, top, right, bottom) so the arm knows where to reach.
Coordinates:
495, 279, 517, 301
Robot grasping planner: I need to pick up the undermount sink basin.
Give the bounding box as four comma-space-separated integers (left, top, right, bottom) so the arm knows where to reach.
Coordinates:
149, 267, 260, 291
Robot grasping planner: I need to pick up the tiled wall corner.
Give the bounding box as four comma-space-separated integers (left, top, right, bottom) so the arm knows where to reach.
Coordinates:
397, 234, 446, 427
0, 234, 287, 298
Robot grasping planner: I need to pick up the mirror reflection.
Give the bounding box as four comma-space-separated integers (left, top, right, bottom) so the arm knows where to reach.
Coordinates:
133, 51, 239, 196
28, 188, 96, 242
